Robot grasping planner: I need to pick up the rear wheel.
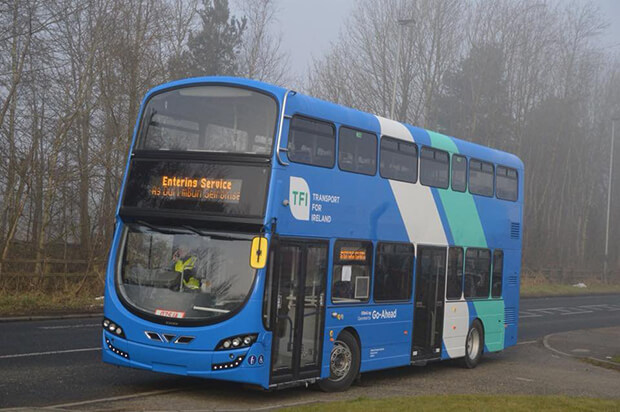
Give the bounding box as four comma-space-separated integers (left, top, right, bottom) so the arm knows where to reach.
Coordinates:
318, 330, 360, 392
461, 320, 483, 368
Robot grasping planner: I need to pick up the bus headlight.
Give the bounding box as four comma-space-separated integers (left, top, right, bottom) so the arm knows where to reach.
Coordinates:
215, 334, 257, 350
102, 317, 126, 339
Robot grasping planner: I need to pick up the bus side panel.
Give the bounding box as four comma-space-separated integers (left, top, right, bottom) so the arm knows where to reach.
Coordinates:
442, 301, 469, 359
321, 303, 413, 377
503, 248, 521, 348
466, 300, 505, 353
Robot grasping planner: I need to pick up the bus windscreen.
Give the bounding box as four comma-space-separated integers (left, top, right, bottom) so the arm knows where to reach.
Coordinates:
118, 224, 256, 323
137, 85, 277, 155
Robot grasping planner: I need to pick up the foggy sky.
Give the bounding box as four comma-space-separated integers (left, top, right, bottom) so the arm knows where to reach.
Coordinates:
277, 0, 620, 79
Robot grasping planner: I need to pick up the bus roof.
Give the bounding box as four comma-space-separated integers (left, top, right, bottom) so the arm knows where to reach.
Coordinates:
147, 76, 524, 171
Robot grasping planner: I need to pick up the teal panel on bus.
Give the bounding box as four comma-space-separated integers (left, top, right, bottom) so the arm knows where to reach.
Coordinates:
426, 131, 487, 248
469, 299, 505, 352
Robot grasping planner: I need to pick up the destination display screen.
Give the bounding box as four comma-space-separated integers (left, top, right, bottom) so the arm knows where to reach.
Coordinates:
122, 160, 269, 217
335, 242, 372, 265
339, 248, 367, 262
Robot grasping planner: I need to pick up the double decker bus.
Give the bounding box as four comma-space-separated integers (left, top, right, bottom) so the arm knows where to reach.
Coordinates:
103, 76, 523, 391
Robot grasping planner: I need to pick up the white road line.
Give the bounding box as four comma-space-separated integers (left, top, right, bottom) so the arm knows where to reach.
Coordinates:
515, 377, 534, 382
560, 310, 593, 316
44, 388, 186, 410
520, 303, 620, 318
0, 347, 99, 360
517, 340, 537, 345
38, 323, 100, 330
527, 307, 566, 315
519, 311, 541, 318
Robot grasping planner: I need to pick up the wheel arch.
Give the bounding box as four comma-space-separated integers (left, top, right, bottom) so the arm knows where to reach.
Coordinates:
339, 327, 361, 351
471, 317, 486, 351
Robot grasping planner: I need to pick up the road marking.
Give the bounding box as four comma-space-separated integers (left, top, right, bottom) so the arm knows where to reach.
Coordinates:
0, 347, 99, 359
560, 309, 594, 315
521, 304, 620, 319
43, 388, 187, 409
528, 307, 566, 314
517, 340, 537, 345
515, 377, 534, 382
519, 311, 542, 318
38, 323, 100, 330
579, 304, 620, 311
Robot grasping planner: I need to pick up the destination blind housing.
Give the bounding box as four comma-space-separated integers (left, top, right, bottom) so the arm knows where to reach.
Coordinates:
121, 159, 269, 218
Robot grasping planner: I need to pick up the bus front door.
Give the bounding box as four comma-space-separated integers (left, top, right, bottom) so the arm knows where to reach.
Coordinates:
412, 246, 446, 361
269, 240, 327, 385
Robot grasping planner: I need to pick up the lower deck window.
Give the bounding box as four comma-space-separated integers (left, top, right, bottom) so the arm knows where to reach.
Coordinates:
332, 240, 372, 303
492, 250, 504, 298
464, 248, 491, 299
446, 247, 464, 300
373, 242, 414, 302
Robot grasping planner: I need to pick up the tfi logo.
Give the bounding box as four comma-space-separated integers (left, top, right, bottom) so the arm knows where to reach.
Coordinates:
289, 176, 310, 221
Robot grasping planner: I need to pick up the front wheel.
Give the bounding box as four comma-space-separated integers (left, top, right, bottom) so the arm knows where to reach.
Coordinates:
461, 320, 484, 368
318, 330, 360, 392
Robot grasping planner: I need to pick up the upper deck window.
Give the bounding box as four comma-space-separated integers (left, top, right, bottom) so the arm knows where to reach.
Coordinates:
138, 85, 277, 155
380, 136, 417, 183
451, 155, 467, 192
420, 147, 449, 188
496, 166, 518, 201
287, 116, 335, 167
469, 159, 494, 197
338, 127, 377, 175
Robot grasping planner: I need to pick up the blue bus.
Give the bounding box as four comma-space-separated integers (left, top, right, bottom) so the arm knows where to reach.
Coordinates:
103, 76, 523, 391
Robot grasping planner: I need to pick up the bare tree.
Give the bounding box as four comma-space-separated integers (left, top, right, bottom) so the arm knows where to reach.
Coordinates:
308, 0, 620, 278
235, 0, 290, 85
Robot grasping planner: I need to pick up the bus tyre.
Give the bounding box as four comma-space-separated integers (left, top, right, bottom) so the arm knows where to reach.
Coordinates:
461, 320, 484, 369
318, 330, 360, 392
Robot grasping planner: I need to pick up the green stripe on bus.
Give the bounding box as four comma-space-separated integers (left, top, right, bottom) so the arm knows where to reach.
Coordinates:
426, 130, 487, 248
472, 299, 505, 351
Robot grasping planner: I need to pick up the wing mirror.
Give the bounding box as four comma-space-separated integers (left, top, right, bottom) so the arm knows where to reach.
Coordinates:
249, 236, 268, 269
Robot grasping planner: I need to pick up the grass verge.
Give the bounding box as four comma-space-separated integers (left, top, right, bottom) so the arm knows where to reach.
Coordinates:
2, 273, 619, 316
581, 357, 620, 372
281, 395, 620, 412
520, 276, 620, 297
0, 290, 103, 317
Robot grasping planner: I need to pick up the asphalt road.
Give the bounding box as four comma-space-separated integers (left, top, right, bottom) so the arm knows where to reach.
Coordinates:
1, 294, 619, 409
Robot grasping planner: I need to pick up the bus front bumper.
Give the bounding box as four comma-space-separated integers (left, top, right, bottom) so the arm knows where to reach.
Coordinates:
101, 332, 270, 387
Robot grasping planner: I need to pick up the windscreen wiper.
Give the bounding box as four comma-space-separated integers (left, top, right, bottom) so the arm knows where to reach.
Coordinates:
137, 220, 189, 235
182, 225, 253, 241
136, 221, 253, 240
193, 305, 230, 313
